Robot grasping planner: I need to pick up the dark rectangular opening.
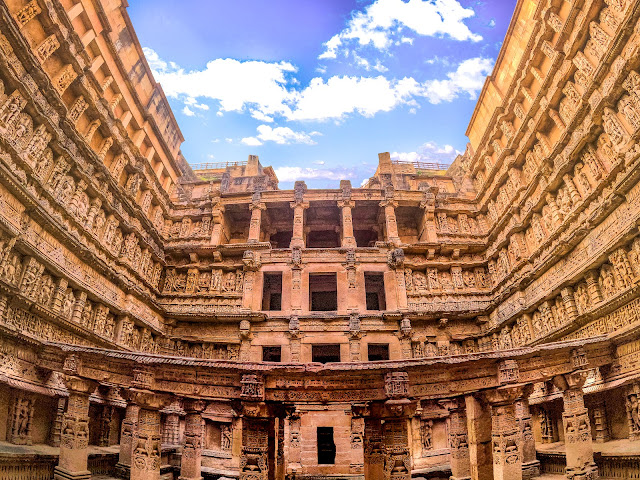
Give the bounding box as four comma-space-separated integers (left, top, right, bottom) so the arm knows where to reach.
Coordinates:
368, 343, 389, 361
262, 272, 283, 311
365, 272, 386, 310
312, 344, 340, 363
262, 346, 282, 362
270, 230, 293, 249
307, 230, 340, 248
317, 427, 336, 464
309, 273, 338, 311
354, 229, 379, 247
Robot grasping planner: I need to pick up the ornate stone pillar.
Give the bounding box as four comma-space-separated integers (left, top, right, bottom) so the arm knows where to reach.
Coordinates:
128, 390, 173, 480
514, 391, 540, 479
116, 401, 140, 477
179, 399, 206, 480
210, 202, 225, 246
591, 400, 609, 443
418, 188, 438, 243
485, 387, 524, 480
248, 201, 266, 243
380, 198, 400, 245
552, 350, 598, 480
54, 376, 98, 480
162, 412, 180, 446
286, 412, 301, 475
563, 175, 582, 204
465, 394, 492, 480
348, 313, 361, 361
71, 291, 87, 324
585, 270, 603, 304
50, 396, 66, 447
561, 287, 578, 322
338, 199, 357, 248
484, 360, 528, 480
52, 277, 69, 313
449, 399, 471, 480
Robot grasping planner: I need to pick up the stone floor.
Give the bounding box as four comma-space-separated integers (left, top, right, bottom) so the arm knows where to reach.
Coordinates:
536, 438, 640, 456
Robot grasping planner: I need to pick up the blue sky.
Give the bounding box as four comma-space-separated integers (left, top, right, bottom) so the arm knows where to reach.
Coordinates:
128, 0, 516, 188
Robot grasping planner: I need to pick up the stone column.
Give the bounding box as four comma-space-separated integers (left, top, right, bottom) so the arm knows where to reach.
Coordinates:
418, 189, 438, 243
380, 199, 400, 245
179, 399, 206, 480
54, 376, 98, 480
338, 199, 357, 248
162, 412, 180, 446
128, 389, 173, 480
515, 392, 540, 479
116, 401, 140, 477
71, 291, 87, 324
553, 370, 598, 480
591, 400, 609, 443
485, 385, 525, 480
248, 202, 266, 243
585, 270, 603, 304
52, 277, 69, 313
561, 287, 578, 322
290, 201, 308, 248
465, 395, 492, 480
210, 203, 225, 246
449, 399, 471, 480
563, 175, 582, 204
50, 396, 66, 447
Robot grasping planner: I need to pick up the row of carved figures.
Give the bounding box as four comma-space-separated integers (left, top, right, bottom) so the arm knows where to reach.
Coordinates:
0, 77, 164, 290
163, 268, 244, 295
0, 230, 158, 352
492, 234, 640, 350
405, 266, 490, 293
473, 0, 629, 202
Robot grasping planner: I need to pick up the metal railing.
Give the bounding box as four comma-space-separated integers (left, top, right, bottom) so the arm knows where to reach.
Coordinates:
190, 160, 248, 170
391, 159, 450, 170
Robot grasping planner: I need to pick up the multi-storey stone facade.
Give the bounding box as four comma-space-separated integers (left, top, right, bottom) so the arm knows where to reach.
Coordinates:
0, 0, 640, 479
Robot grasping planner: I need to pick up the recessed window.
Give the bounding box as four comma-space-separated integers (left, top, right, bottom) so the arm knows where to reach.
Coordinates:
365, 272, 386, 311
270, 230, 293, 249
312, 344, 340, 363
309, 273, 338, 311
307, 230, 340, 248
354, 229, 378, 247
262, 272, 283, 311
317, 427, 336, 465
368, 343, 389, 361
262, 346, 282, 362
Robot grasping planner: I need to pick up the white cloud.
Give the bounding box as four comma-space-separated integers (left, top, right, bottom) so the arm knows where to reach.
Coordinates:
144, 47, 297, 119
242, 125, 320, 146
145, 47, 491, 123
225, 138, 233, 143
287, 75, 421, 121
319, 0, 482, 59
241, 136, 263, 146
392, 141, 461, 165
422, 57, 493, 103
275, 166, 354, 182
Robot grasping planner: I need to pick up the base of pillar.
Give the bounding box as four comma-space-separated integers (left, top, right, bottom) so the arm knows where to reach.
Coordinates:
450, 476, 471, 480
566, 463, 598, 480
522, 460, 540, 479
178, 477, 203, 480
53, 466, 92, 480
115, 462, 131, 479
